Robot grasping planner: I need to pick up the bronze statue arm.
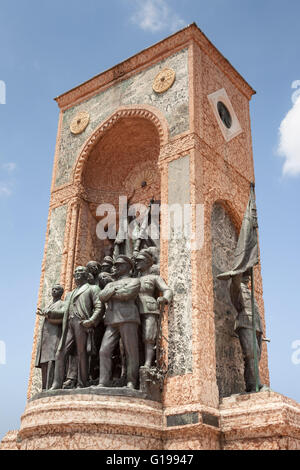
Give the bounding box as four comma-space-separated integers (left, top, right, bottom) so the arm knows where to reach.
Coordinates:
47, 310, 65, 320
99, 283, 117, 302
82, 287, 104, 329
155, 276, 173, 304
112, 279, 140, 301
47, 318, 63, 326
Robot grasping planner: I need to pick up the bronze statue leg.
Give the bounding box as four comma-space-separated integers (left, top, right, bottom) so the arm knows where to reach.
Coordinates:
99, 326, 120, 386
51, 324, 76, 390
46, 361, 55, 390
119, 323, 139, 389
40, 363, 48, 390
142, 315, 158, 368
70, 317, 88, 388
238, 328, 262, 392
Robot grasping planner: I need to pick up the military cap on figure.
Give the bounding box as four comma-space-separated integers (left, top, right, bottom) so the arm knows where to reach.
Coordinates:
100, 256, 114, 273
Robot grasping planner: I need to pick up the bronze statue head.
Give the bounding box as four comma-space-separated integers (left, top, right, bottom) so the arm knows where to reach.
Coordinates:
135, 249, 154, 273
74, 266, 89, 286
52, 284, 64, 300
114, 255, 134, 278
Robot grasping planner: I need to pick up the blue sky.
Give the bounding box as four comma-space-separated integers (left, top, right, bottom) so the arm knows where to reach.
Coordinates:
0, 0, 300, 440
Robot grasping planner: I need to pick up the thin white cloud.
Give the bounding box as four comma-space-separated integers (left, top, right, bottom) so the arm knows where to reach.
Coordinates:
0, 182, 12, 197
131, 0, 185, 33
278, 96, 300, 177
0, 162, 16, 196
2, 162, 16, 172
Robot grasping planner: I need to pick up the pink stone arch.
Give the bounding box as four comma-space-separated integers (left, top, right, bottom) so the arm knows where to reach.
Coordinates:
73, 105, 169, 185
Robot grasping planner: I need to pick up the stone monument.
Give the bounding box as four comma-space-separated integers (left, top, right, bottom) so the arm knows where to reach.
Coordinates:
1, 23, 300, 450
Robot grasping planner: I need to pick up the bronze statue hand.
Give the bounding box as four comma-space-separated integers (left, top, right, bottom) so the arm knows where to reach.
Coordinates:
80, 319, 95, 329
157, 297, 168, 310
36, 308, 48, 318
106, 284, 117, 297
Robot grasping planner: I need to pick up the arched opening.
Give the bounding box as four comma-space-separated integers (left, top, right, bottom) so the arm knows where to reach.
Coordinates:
211, 201, 245, 398
75, 115, 162, 265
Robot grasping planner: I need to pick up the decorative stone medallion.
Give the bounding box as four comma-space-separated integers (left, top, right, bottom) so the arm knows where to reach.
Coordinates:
153, 68, 176, 94
70, 111, 90, 135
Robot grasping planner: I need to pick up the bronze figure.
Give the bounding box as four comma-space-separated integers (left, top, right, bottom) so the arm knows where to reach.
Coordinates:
51, 266, 103, 390
35, 285, 65, 390
229, 272, 263, 392
98, 255, 140, 389
135, 249, 173, 368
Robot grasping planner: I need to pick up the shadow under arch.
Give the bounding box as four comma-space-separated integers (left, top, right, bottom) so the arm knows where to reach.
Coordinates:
70, 105, 168, 267
212, 198, 242, 234
72, 105, 170, 186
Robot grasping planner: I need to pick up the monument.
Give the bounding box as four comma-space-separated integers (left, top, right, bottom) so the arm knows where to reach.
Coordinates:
1, 23, 300, 450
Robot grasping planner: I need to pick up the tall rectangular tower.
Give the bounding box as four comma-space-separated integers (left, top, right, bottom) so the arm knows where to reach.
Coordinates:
2, 24, 299, 451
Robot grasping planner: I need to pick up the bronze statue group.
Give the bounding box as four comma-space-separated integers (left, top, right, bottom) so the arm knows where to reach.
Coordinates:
35, 188, 267, 396
35, 249, 173, 393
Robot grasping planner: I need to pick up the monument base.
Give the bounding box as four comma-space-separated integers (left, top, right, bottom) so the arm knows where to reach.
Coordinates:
15, 393, 163, 450
220, 391, 300, 450
1, 391, 300, 450
0, 431, 20, 450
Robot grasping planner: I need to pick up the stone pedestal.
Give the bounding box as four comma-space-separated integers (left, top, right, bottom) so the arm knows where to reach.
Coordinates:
0, 431, 20, 450
16, 394, 163, 450
220, 392, 300, 450
3, 391, 299, 450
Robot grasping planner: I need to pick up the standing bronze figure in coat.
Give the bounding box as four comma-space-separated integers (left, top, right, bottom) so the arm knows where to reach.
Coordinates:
35, 284, 65, 390
51, 266, 103, 390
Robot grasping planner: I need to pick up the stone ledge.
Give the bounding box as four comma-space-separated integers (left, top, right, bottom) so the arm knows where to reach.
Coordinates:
29, 386, 151, 402
220, 391, 300, 450
0, 431, 20, 451
2, 392, 300, 450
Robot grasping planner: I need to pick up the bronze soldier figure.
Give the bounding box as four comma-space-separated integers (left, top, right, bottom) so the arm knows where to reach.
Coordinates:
230, 271, 263, 392
135, 249, 173, 368
51, 266, 103, 390
98, 255, 140, 389
35, 285, 65, 390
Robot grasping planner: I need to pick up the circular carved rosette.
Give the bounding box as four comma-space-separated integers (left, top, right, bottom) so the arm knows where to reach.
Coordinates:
70, 111, 90, 135
123, 166, 155, 196
152, 68, 176, 94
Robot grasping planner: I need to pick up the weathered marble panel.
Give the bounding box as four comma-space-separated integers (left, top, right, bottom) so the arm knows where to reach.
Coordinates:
211, 203, 245, 398
55, 48, 189, 187
41, 205, 68, 308
167, 155, 192, 376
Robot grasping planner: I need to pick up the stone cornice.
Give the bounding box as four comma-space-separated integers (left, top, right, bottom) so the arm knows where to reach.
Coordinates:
54, 24, 255, 111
